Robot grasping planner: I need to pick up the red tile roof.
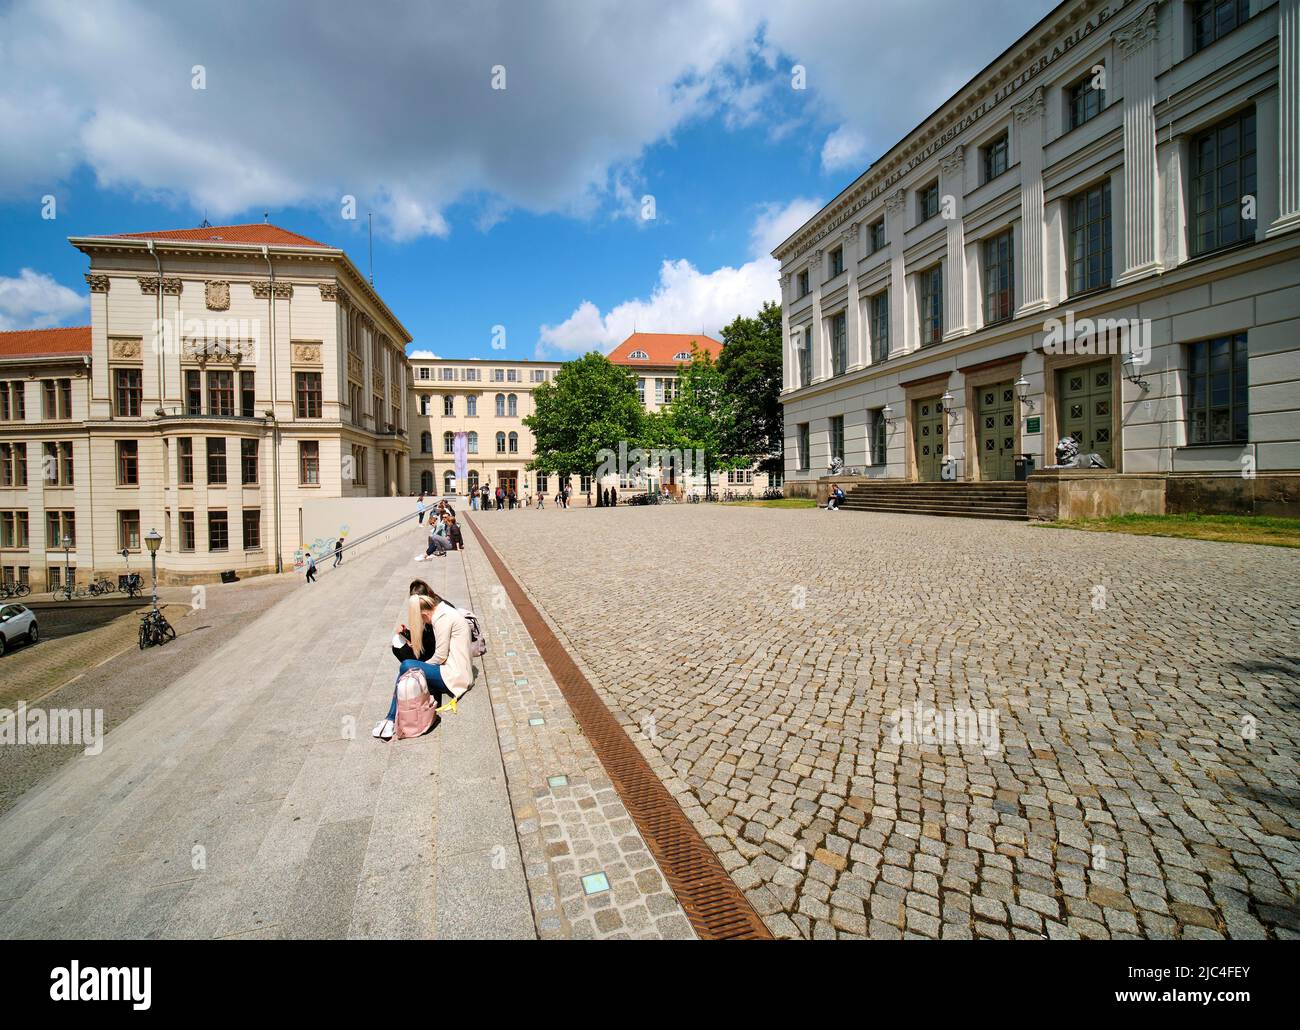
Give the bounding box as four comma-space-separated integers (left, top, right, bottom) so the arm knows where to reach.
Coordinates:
607, 332, 722, 366
92, 223, 330, 248
0, 326, 92, 358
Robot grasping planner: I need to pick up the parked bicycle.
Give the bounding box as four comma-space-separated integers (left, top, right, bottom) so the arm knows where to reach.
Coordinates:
0, 581, 31, 599
138, 608, 176, 649
87, 575, 117, 597
122, 573, 143, 599
54, 582, 87, 601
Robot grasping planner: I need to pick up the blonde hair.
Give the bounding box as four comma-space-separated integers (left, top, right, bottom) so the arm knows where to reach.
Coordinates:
406, 591, 439, 660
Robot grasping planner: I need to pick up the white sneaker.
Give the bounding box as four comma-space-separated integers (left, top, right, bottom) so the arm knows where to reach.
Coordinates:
373, 719, 394, 740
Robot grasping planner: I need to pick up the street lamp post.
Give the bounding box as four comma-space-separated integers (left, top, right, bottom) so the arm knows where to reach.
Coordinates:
144, 529, 162, 612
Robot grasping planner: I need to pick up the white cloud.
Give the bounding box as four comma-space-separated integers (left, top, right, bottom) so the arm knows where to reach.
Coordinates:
0, 0, 1052, 239
537, 196, 820, 355
406, 349, 441, 360
0, 268, 88, 330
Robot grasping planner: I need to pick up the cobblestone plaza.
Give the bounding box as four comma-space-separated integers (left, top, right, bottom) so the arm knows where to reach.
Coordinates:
473, 504, 1300, 940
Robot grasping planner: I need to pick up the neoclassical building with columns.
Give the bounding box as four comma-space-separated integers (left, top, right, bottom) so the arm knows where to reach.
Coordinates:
776, 0, 1299, 513
0, 223, 412, 591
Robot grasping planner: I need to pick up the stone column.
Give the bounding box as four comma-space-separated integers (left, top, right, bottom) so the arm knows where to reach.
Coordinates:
1015, 87, 1048, 313
885, 189, 907, 355
940, 146, 968, 336
1115, 4, 1162, 283
843, 223, 864, 370
809, 251, 827, 382
1269, 0, 1300, 237
779, 273, 793, 391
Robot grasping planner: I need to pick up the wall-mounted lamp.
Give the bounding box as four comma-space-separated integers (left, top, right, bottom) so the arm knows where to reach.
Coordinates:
1014, 374, 1035, 412
1121, 354, 1151, 392
881, 403, 900, 427
940, 389, 958, 425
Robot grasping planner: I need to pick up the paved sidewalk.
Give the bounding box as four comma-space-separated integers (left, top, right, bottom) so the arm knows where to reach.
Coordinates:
0, 526, 533, 938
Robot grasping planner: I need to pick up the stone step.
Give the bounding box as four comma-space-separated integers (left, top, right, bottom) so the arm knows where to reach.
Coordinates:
838, 503, 1029, 521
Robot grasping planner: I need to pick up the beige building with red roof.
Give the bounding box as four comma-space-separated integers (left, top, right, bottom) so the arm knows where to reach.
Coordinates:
0, 222, 412, 591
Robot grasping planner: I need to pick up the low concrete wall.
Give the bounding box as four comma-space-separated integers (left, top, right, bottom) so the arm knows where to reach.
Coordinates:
813, 475, 872, 504
1027, 470, 1167, 521
300, 496, 433, 569
1166, 472, 1300, 518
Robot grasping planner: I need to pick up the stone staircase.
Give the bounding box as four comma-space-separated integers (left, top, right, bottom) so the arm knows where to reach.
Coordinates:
838, 481, 1029, 521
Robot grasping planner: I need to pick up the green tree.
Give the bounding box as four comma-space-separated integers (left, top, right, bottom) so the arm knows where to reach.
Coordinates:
659, 345, 740, 500
718, 301, 784, 475
524, 352, 644, 487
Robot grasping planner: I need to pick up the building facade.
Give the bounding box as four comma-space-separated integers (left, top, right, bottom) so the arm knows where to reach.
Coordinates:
0, 223, 412, 591
777, 0, 1300, 508
408, 357, 560, 498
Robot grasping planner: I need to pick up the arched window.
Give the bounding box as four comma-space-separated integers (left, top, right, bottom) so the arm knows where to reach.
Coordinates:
420, 431, 432, 454
443, 431, 455, 453
420, 470, 433, 494
629, 349, 649, 359
467, 469, 479, 492
495, 432, 506, 453
507, 393, 518, 417
419, 394, 431, 415
443, 395, 454, 417
467, 431, 478, 454
467, 395, 477, 416
508, 431, 518, 453
443, 470, 457, 494
495, 393, 505, 417
673, 351, 691, 361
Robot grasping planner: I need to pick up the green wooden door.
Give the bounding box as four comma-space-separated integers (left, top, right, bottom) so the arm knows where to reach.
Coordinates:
913, 396, 946, 482
1057, 361, 1114, 466
976, 380, 1017, 481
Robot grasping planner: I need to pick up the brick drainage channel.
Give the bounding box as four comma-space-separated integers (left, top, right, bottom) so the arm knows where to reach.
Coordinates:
467, 515, 771, 940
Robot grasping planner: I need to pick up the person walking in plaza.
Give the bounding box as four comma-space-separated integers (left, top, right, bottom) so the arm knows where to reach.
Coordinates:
305, 552, 317, 583
610, 486, 617, 506
536, 490, 545, 509
416, 493, 426, 524
495, 485, 504, 510
333, 534, 345, 566
481, 484, 490, 511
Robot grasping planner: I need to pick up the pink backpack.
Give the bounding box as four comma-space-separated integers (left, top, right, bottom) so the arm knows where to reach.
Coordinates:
393, 667, 440, 739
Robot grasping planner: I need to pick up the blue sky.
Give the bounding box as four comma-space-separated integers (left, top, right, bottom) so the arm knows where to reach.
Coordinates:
0, 0, 1054, 360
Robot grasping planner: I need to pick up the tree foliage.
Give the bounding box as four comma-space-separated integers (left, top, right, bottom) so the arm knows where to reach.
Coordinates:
717, 301, 783, 475
523, 352, 643, 477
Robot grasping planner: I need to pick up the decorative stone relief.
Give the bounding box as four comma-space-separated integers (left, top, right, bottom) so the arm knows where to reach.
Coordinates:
205, 280, 230, 310
292, 342, 322, 365
318, 282, 339, 301
1115, 3, 1159, 53
84, 274, 110, 294
347, 353, 364, 382
109, 338, 142, 360
251, 280, 294, 300
1013, 86, 1046, 122
138, 276, 183, 296
884, 189, 907, 215
940, 145, 966, 175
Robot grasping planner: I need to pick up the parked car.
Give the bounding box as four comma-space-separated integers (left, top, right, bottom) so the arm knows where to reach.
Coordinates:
0, 603, 39, 656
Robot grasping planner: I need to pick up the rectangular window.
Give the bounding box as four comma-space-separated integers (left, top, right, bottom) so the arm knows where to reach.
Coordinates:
870, 408, 888, 465
830, 312, 847, 376
46, 510, 75, 547
1068, 74, 1104, 130
240, 438, 259, 484
1069, 182, 1112, 294
0, 442, 26, 487
536, 473, 549, 494
114, 369, 142, 417
655, 378, 665, 406
829, 246, 844, 278
240, 370, 256, 417
870, 291, 890, 363
418, 367, 431, 380
295, 372, 322, 418
466, 395, 477, 416
116, 440, 139, 485
179, 511, 196, 551
0, 381, 26, 421
983, 230, 1015, 325
206, 437, 227, 485
982, 133, 1009, 182
507, 369, 519, 383
492, 369, 505, 382
185, 370, 202, 414
178, 437, 194, 485
919, 180, 940, 222
42, 441, 73, 486
439, 367, 455, 381
208, 510, 229, 552
1, 511, 29, 548
1190, 108, 1257, 256
242, 508, 261, 550
637, 378, 646, 404
208, 370, 234, 416
797, 269, 810, 297
464, 368, 480, 382
1192, 0, 1249, 53
829, 415, 845, 463
797, 423, 810, 470
799, 327, 813, 387
299, 441, 320, 485
118, 509, 140, 551
869, 218, 886, 253
1187, 333, 1248, 444
919, 264, 944, 345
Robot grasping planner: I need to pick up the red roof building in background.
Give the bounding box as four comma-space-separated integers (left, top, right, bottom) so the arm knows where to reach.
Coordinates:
606, 332, 721, 368
96, 223, 330, 248
0, 326, 92, 358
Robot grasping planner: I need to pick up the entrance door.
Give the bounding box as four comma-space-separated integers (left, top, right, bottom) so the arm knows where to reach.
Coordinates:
1057, 361, 1114, 466
976, 379, 1017, 481
499, 470, 518, 496
913, 396, 946, 482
